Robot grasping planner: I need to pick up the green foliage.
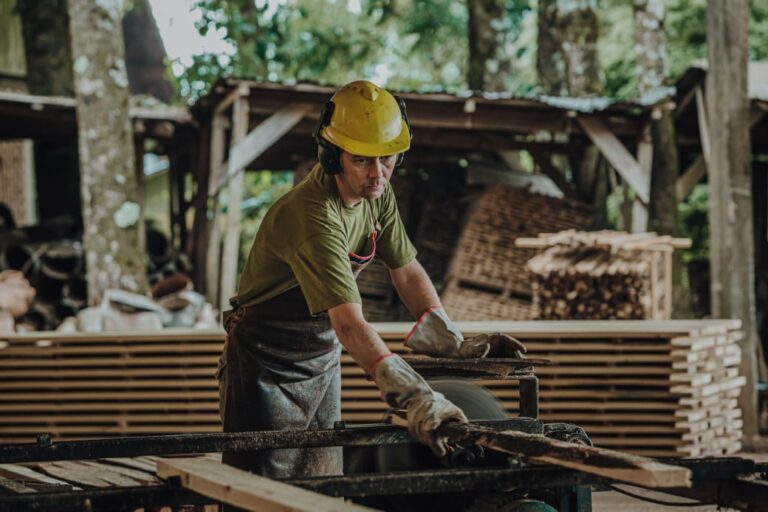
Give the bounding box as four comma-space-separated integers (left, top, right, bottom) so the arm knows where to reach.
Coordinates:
234, 170, 294, 274
179, 0, 537, 100
677, 183, 710, 263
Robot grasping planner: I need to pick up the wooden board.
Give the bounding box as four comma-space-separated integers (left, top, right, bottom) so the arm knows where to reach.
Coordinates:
156, 457, 376, 512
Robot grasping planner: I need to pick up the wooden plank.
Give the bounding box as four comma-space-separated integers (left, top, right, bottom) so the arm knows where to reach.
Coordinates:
0, 464, 79, 490
0, 476, 37, 494
695, 86, 711, 166
676, 156, 706, 202
0, 413, 220, 424
390, 417, 691, 488
0, 343, 222, 355
577, 117, 649, 204
0, 390, 218, 400
36, 460, 147, 488
156, 457, 376, 512
209, 102, 314, 196
0, 402, 219, 412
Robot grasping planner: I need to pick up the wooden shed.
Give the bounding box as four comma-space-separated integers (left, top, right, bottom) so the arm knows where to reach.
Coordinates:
191, 79, 660, 311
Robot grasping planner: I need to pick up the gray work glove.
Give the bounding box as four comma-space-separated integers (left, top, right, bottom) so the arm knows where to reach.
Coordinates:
374, 354, 468, 456
405, 307, 527, 359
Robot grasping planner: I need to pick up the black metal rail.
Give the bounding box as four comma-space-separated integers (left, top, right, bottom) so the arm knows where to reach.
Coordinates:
0, 418, 541, 464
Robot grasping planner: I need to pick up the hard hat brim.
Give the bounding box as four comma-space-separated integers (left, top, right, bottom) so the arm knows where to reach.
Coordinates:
321, 119, 411, 157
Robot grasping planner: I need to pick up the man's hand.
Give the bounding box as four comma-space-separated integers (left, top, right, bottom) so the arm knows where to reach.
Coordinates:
462, 332, 527, 358
405, 307, 527, 359
375, 354, 468, 457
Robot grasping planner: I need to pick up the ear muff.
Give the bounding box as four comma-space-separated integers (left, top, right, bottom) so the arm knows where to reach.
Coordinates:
393, 95, 411, 168
314, 101, 342, 175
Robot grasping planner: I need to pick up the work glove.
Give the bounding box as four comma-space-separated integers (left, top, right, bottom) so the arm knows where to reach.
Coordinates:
374, 354, 468, 457
405, 306, 527, 359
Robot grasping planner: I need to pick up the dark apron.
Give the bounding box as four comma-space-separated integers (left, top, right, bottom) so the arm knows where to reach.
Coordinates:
217, 200, 378, 478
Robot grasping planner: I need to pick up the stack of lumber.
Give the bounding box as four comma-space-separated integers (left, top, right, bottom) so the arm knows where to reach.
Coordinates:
519, 230, 691, 320
368, 320, 745, 458
0, 330, 222, 442
441, 185, 592, 321
0, 320, 745, 458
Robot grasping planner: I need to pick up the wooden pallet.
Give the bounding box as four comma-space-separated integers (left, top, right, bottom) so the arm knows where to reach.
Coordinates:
441, 186, 592, 320
0, 320, 745, 457
519, 230, 691, 320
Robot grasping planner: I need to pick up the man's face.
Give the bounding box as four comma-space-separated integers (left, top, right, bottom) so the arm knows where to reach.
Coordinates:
338, 151, 398, 201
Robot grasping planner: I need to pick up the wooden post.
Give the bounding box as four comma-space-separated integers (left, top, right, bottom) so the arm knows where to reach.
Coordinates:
631, 120, 653, 233
706, 0, 759, 442
190, 121, 212, 294
219, 96, 250, 312
205, 114, 227, 307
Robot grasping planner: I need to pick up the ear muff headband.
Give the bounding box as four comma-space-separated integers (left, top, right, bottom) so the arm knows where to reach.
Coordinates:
314, 96, 413, 175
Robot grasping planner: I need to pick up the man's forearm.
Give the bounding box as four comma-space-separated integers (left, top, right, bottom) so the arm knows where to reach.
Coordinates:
328, 303, 391, 374
390, 260, 441, 318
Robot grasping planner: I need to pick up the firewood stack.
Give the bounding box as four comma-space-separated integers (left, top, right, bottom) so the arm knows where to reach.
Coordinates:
519, 231, 691, 320
441, 185, 593, 320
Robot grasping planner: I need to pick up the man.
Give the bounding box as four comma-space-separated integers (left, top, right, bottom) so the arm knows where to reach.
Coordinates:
218, 80, 524, 478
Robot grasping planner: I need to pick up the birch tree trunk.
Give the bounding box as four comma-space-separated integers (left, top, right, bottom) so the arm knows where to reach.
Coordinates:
536, 0, 563, 95
68, 0, 146, 301
467, 0, 512, 92
557, 0, 604, 224
706, 0, 759, 442
556, 0, 600, 97
632, 0, 690, 316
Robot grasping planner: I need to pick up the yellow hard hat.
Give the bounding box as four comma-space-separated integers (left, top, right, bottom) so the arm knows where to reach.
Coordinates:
318, 80, 411, 157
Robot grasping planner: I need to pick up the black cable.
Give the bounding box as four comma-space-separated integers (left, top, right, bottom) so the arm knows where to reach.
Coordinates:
609, 484, 715, 508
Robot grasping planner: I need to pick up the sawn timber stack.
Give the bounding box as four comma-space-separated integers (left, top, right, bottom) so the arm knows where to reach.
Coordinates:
0, 319, 744, 458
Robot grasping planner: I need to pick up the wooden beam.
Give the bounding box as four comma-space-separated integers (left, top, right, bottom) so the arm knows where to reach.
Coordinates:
676, 157, 706, 202
695, 86, 711, 166
676, 105, 766, 202
390, 418, 691, 489
208, 102, 314, 196
631, 122, 653, 233
219, 96, 250, 312
156, 457, 376, 512
528, 148, 579, 199
577, 117, 650, 204
205, 114, 227, 307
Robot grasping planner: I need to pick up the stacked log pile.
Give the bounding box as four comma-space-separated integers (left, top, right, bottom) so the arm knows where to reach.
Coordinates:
0, 320, 743, 457
519, 231, 691, 320
441, 185, 593, 321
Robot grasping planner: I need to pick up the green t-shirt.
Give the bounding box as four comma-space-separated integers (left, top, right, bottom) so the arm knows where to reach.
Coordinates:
234, 164, 417, 315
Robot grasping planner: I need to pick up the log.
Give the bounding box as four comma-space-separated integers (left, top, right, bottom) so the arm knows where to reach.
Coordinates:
391, 416, 691, 489
156, 457, 376, 512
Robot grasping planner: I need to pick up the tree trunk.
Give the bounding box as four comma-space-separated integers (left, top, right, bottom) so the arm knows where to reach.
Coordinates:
467, 0, 511, 92
632, 0, 666, 95
16, 0, 74, 96
68, 0, 146, 301
557, 0, 600, 97
633, 0, 691, 316
706, 0, 759, 443
555, 0, 602, 215
536, 0, 563, 95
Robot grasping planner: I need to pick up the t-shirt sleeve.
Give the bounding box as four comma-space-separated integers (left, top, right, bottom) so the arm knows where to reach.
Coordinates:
375, 185, 417, 269
289, 232, 362, 314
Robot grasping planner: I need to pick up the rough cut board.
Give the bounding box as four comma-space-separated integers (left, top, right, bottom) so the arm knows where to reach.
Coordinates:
156, 457, 376, 512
